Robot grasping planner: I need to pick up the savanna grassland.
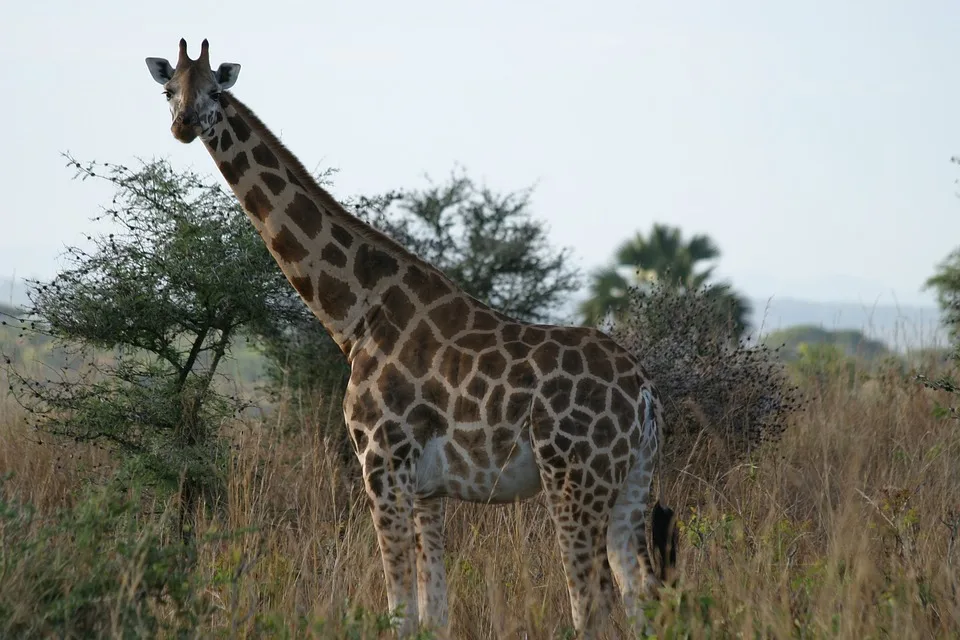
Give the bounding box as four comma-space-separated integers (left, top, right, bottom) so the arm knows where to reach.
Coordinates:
1, 345, 959, 639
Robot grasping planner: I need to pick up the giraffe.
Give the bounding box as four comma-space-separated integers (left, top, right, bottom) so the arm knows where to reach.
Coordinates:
144, 38, 678, 638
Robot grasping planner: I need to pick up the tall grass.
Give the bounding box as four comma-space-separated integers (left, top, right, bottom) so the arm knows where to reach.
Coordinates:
1, 359, 959, 638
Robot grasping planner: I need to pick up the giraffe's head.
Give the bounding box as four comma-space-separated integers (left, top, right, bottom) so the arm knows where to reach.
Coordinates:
145, 38, 240, 144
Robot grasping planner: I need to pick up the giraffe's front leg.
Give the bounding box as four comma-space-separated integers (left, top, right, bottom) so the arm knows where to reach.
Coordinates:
364, 463, 418, 636
414, 498, 449, 633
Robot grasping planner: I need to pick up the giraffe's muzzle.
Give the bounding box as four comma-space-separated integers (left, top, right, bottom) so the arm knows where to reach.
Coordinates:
171, 111, 201, 144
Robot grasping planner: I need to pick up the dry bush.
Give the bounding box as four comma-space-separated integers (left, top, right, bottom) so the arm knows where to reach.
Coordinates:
610, 282, 804, 489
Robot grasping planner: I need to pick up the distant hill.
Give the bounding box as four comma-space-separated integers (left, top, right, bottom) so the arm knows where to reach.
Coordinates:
762, 325, 891, 362
748, 297, 946, 351
0, 301, 20, 318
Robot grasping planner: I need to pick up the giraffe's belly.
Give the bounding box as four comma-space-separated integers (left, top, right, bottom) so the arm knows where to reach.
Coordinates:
415, 435, 543, 504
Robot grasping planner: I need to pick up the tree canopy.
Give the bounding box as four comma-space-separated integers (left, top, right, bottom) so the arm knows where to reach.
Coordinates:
579, 223, 751, 337
4, 155, 303, 539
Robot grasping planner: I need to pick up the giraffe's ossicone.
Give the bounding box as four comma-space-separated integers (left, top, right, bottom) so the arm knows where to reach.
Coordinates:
145, 38, 678, 638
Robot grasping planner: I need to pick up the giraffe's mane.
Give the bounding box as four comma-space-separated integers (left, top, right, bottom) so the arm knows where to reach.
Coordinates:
222, 90, 460, 289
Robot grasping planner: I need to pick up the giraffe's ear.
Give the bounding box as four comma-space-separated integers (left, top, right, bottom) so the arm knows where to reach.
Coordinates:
216, 63, 241, 90
145, 57, 174, 84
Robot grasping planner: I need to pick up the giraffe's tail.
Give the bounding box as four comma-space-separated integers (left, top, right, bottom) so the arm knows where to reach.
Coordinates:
651, 500, 679, 586
640, 388, 679, 587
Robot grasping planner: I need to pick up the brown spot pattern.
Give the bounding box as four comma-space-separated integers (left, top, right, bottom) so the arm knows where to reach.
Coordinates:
321, 242, 347, 268
531, 341, 560, 372
504, 341, 530, 359
492, 427, 520, 465
477, 350, 507, 378
453, 397, 482, 423
456, 331, 494, 352
444, 442, 469, 477
437, 348, 474, 387
553, 328, 587, 347
398, 321, 442, 379
260, 171, 287, 196
331, 224, 353, 248
285, 193, 323, 239
373, 420, 408, 450
367, 308, 402, 355
403, 265, 451, 305
610, 389, 635, 429
505, 391, 532, 422
575, 378, 608, 413
283, 168, 303, 189
355, 244, 400, 289
453, 429, 489, 466
379, 363, 416, 415
501, 324, 522, 343
583, 342, 615, 381
592, 416, 617, 448
350, 389, 381, 424
243, 185, 272, 222
227, 114, 251, 142
507, 361, 536, 389
428, 299, 471, 338
410, 404, 447, 444
219, 129, 234, 152
251, 142, 279, 169
289, 275, 314, 302
465, 376, 488, 400
219, 151, 250, 186
562, 350, 584, 375
522, 327, 547, 345
486, 385, 507, 424
421, 377, 450, 409
472, 311, 499, 331
316, 272, 357, 320
350, 428, 368, 454
270, 226, 309, 263
351, 349, 378, 384
383, 286, 417, 327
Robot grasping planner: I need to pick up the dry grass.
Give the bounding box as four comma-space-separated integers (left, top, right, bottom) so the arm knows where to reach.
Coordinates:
2, 364, 960, 639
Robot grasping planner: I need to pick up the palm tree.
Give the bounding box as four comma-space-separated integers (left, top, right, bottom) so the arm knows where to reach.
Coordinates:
579, 223, 751, 335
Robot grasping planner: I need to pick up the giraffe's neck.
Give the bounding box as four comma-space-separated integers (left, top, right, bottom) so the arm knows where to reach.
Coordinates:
200, 91, 442, 358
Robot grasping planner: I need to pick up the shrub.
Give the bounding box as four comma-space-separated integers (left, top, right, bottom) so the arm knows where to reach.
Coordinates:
610, 281, 803, 480
0, 476, 212, 638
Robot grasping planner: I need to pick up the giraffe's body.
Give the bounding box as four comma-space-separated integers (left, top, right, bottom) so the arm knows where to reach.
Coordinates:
145, 39, 677, 638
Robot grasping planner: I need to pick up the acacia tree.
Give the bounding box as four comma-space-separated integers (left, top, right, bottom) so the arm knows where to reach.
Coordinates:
258, 171, 583, 397
3, 155, 301, 540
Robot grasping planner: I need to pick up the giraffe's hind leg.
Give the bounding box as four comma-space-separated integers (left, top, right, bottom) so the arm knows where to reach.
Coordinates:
414, 497, 448, 633
531, 434, 621, 637
606, 457, 661, 632
538, 474, 617, 638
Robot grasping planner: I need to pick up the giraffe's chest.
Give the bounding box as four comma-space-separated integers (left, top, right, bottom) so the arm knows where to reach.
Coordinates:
414, 428, 542, 504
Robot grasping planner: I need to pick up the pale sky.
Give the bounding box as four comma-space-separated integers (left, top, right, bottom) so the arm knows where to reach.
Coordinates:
2, 0, 959, 308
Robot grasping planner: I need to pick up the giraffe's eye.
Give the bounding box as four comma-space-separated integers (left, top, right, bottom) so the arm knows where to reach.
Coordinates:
162, 90, 173, 100
209, 91, 221, 101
